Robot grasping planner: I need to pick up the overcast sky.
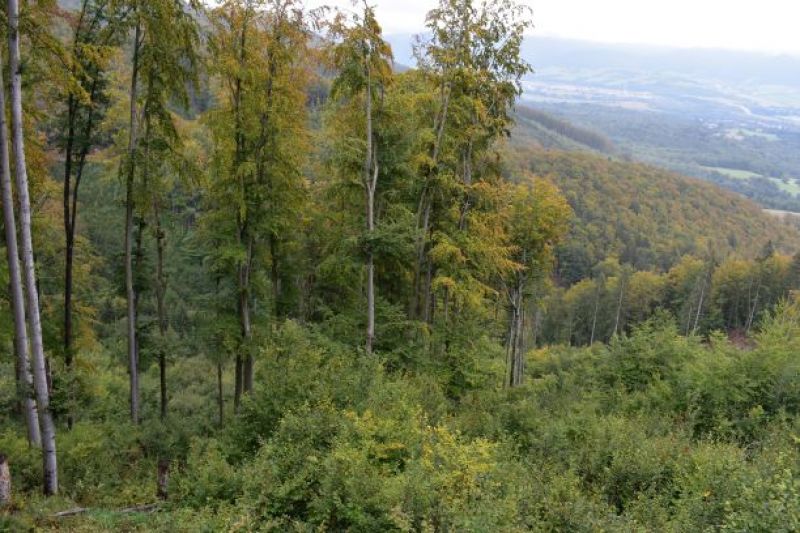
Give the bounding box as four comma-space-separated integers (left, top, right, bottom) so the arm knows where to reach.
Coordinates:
302, 0, 800, 55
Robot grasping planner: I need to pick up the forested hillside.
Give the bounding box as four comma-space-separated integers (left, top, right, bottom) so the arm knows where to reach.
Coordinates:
1, 0, 800, 530
507, 149, 800, 280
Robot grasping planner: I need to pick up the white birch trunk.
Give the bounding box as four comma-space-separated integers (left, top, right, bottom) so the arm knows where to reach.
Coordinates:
8, 0, 58, 494
0, 50, 39, 446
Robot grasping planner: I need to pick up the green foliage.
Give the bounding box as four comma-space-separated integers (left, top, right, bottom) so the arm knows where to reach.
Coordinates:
3, 0, 800, 530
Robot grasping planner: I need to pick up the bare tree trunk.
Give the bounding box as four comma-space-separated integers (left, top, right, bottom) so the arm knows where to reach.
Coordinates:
505, 306, 516, 386
411, 84, 449, 321
8, 0, 58, 493
514, 295, 525, 386
233, 354, 242, 413
239, 237, 253, 393
613, 276, 625, 337
269, 233, 280, 322
589, 286, 600, 345
217, 360, 224, 427
0, 453, 9, 506
153, 198, 168, 419
156, 459, 169, 500
746, 278, 761, 334
508, 280, 526, 387
124, 21, 142, 424
0, 53, 39, 446
692, 276, 706, 335
364, 61, 377, 355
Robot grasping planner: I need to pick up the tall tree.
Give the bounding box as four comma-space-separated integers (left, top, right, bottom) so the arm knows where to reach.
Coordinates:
411, 0, 532, 328
205, 0, 313, 404
0, 52, 40, 446
58, 0, 121, 429
7, 0, 58, 495
119, 0, 200, 423
504, 176, 570, 386
136, 0, 200, 418
121, 9, 142, 423
329, 2, 393, 355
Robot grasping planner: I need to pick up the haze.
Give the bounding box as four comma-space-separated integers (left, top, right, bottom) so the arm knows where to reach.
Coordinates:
304, 0, 800, 55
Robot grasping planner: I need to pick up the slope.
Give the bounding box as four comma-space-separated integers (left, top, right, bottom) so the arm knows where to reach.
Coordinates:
506, 147, 800, 284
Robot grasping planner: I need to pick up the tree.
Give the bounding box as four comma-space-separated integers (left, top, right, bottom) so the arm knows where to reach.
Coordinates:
329, 2, 393, 355
504, 176, 570, 385
410, 0, 532, 328
57, 0, 122, 428
0, 51, 40, 447
118, 0, 200, 423
7, 0, 58, 495
135, 0, 200, 420
205, 0, 313, 406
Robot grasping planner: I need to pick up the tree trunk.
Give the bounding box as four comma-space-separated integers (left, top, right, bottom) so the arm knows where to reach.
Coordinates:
269, 233, 280, 323
217, 360, 224, 427
124, 21, 141, 424
692, 276, 706, 335
63, 82, 96, 430
411, 84, 449, 321
364, 61, 376, 355
613, 276, 625, 337
238, 234, 254, 393
505, 292, 517, 387
156, 459, 169, 501
0, 54, 39, 446
63, 94, 76, 374
746, 278, 761, 334
8, 0, 58, 494
233, 354, 242, 414
508, 279, 525, 387
153, 198, 168, 419
0, 453, 9, 506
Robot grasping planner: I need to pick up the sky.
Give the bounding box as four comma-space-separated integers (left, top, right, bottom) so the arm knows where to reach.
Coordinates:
303, 0, 800, 55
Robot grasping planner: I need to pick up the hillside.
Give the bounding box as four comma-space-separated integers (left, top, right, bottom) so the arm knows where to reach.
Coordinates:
512, 105, 615, 153
506, 148, 800, 283
5, 1, 800, 530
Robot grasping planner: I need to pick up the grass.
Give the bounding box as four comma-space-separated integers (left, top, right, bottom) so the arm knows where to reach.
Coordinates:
702, 165, 800, 195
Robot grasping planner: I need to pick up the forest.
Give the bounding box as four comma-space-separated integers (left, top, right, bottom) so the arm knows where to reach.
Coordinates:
1, 0, 800, 531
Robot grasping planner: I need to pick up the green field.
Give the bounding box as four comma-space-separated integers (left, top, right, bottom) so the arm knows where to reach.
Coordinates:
702, 166, 800, 195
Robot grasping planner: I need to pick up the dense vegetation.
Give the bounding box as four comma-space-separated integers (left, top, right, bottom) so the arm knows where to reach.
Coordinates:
0, 0, 799, 531
528, 102, 800, 212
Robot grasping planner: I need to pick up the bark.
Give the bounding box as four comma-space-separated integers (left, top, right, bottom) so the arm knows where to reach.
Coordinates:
411, 83, 449, 320
153, 198, 168, 419
63, 77, 100, 431
589, 287, 600, 345
746, 281, 760, 334
156, 459, 169, 500
613, 276, 626, 337
234, 354, 242, 414
0, 453, 9, 506
0, 52, 39, 446
217, 360, 224, 427
8, 0, 58, 494
364, 59, 376, 355
505, 293, 517, 386
232, 18, 253, 396
507, 278, 526, 387
124, 21, 142, 424
269, 233, 280, 322
239, 236, 253, 393
692, 276, 706, 335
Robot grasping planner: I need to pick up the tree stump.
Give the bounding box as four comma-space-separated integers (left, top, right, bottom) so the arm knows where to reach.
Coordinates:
0, 453, 10, 506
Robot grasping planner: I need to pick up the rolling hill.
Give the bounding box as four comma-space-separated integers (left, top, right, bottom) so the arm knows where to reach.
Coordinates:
506, 147, 800, 283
